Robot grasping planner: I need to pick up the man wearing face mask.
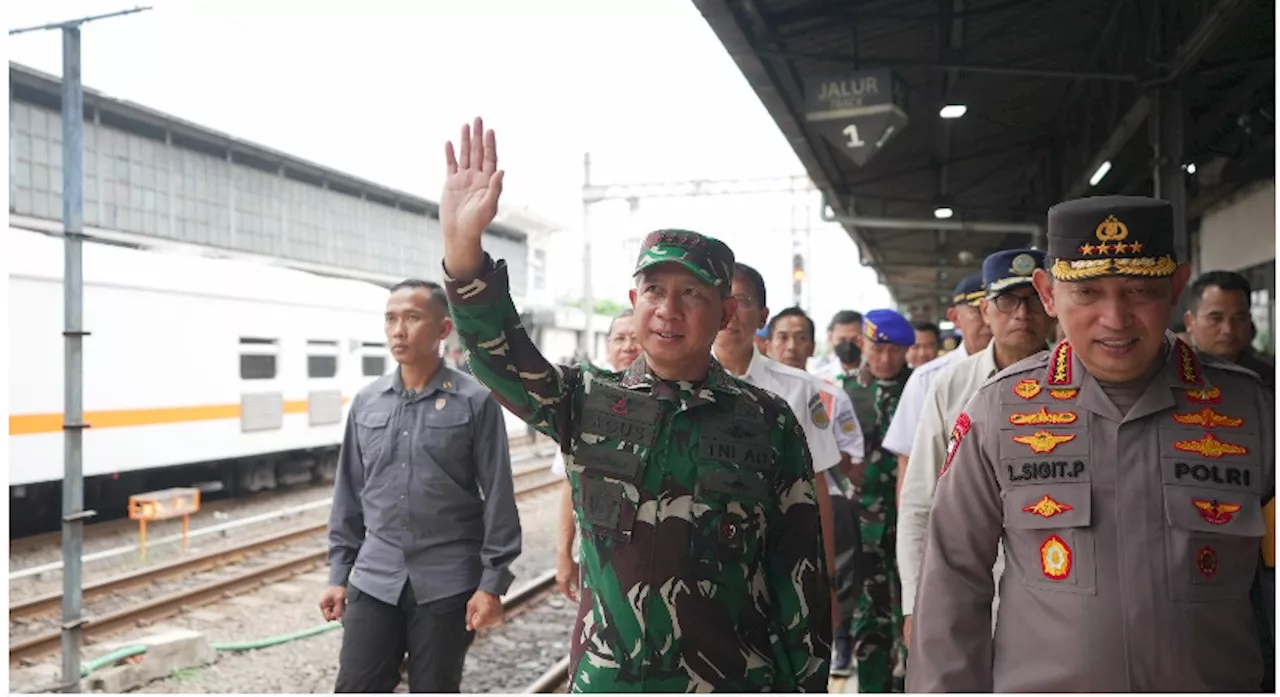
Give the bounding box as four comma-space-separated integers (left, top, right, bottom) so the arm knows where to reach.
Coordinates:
814, 310, 864, 381
896, 250, 1055, 652
844, 309, 915, 693
908, 196, 1274, 692
883, 274, 991, 503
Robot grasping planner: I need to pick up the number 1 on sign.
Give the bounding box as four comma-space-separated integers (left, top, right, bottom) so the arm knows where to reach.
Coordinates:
843, 124, 864, 148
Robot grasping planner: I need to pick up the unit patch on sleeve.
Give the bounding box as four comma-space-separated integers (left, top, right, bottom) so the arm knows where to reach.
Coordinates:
1014, 379, 1043, 400
1009, 406, 1078, 426
1173, 433, 1249, 458
1040, 534, 1072, 580
1172, 408, 1244, 429
1192, 498, 1242, 525
1196, 546, 1219, 578
809, 392, 831, 430
1013, 430, 1077, 454
1023, 494, 1074, 518
939, 411, 972, 478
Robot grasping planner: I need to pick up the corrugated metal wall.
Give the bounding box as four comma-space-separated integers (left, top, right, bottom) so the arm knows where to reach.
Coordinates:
9, 99, 528, 291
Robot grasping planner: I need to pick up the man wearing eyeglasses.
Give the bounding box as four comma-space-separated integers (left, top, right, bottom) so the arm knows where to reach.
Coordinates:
896, 249, 1054, 661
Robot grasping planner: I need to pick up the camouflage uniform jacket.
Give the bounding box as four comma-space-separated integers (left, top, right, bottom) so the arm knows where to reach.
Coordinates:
444, 256, 833, 692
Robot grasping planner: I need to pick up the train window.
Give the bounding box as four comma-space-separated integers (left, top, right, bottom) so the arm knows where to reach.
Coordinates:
308, 356, 338, 378
361, 341, 387, 377
239, 337, 278, 380
307, 339, 339, 378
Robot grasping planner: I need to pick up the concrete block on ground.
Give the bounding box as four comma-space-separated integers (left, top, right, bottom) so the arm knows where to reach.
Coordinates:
85, 664, 143, 693
90, 628, 216, 686
10, 663, 61, 692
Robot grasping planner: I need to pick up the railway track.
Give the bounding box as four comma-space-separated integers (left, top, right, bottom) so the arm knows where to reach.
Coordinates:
525, 655, 571, 693
9, 435, 553, 556
9, 470, 563, 666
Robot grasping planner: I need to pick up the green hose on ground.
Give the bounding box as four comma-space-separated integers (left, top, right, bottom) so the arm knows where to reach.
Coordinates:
79, 621, 342, 679
80, 645, 148, 678
211, 621, 342, 652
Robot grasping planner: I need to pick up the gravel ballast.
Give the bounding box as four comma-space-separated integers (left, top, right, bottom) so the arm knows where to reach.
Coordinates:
9, 482, 568, 694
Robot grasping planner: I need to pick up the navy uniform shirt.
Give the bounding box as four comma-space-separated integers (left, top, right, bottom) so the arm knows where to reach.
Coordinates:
327, 365, 522, 605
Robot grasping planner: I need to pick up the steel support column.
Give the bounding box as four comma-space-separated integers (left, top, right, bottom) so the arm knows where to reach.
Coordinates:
1150, 87, 1188, 267
8, 8, 151, 689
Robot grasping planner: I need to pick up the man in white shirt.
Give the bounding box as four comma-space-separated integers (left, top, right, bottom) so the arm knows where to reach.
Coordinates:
896, 250, 1055, 648
712, 263, 844, 617
768, 305, 869, 678
884, 273, 991, 503
552, 310, 640, 600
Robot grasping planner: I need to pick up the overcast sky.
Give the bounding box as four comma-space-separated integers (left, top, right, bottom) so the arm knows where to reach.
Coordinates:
6, 0, 893, 337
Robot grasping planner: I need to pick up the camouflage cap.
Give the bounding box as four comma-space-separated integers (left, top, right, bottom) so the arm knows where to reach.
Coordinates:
633, 229, 736, 293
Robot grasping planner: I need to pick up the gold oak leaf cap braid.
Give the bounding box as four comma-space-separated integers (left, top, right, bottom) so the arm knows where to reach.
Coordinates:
1046, 195, 1179, 281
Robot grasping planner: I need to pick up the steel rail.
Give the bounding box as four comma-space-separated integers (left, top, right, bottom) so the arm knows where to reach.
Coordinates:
11, 476, 563, 664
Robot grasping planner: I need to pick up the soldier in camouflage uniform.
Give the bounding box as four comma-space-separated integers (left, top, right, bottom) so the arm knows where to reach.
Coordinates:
844, 309, 914, 692
437, 117, 832, 692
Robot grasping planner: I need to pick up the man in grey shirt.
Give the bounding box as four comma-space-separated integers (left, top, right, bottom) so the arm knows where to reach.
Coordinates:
321, 279, 522, 693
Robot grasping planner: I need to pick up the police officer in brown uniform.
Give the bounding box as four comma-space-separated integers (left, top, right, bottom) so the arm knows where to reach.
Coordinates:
907, 195, 1275, 692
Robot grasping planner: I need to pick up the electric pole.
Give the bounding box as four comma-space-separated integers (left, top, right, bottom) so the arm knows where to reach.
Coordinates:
9, 6, 152, 691
580, 153, 594, 358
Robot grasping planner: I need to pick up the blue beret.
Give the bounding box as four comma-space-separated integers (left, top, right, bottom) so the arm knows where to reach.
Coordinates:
862, 309, 915, 347
983, 248, 1046, 293
952, 272, 984, 306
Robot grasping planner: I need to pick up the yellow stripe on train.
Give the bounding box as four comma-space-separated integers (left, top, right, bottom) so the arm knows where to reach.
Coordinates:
9, 397, 351, 436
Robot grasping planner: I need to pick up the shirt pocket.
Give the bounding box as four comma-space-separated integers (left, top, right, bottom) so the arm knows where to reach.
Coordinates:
1002, 482, 1096, 595
355, 411, 392, 470
689, 465, 769, 587
418, 406, 474, 494
1162, 484, 1264, 602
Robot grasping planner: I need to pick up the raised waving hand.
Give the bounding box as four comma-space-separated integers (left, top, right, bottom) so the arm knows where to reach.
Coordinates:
441, 117, 505, 278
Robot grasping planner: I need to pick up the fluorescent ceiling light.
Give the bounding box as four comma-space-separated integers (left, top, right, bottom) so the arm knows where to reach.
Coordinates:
934, 207, 954, 219
1089, 161, 1112, 187
939, 104, 967, 119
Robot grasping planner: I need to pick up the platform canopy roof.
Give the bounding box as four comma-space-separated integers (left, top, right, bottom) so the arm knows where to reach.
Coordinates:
696, 0, 1275, 316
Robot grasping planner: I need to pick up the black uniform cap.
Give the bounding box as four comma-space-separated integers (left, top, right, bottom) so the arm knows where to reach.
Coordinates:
1047, 195, 1178, 281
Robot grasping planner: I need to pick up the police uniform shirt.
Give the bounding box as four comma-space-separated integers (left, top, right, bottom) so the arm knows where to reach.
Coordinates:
907, 336, 1275, 692
716, 346, 842, 474
815, 378, 866, 495
881, 346, 973, 458
897, 340, 1007, 617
